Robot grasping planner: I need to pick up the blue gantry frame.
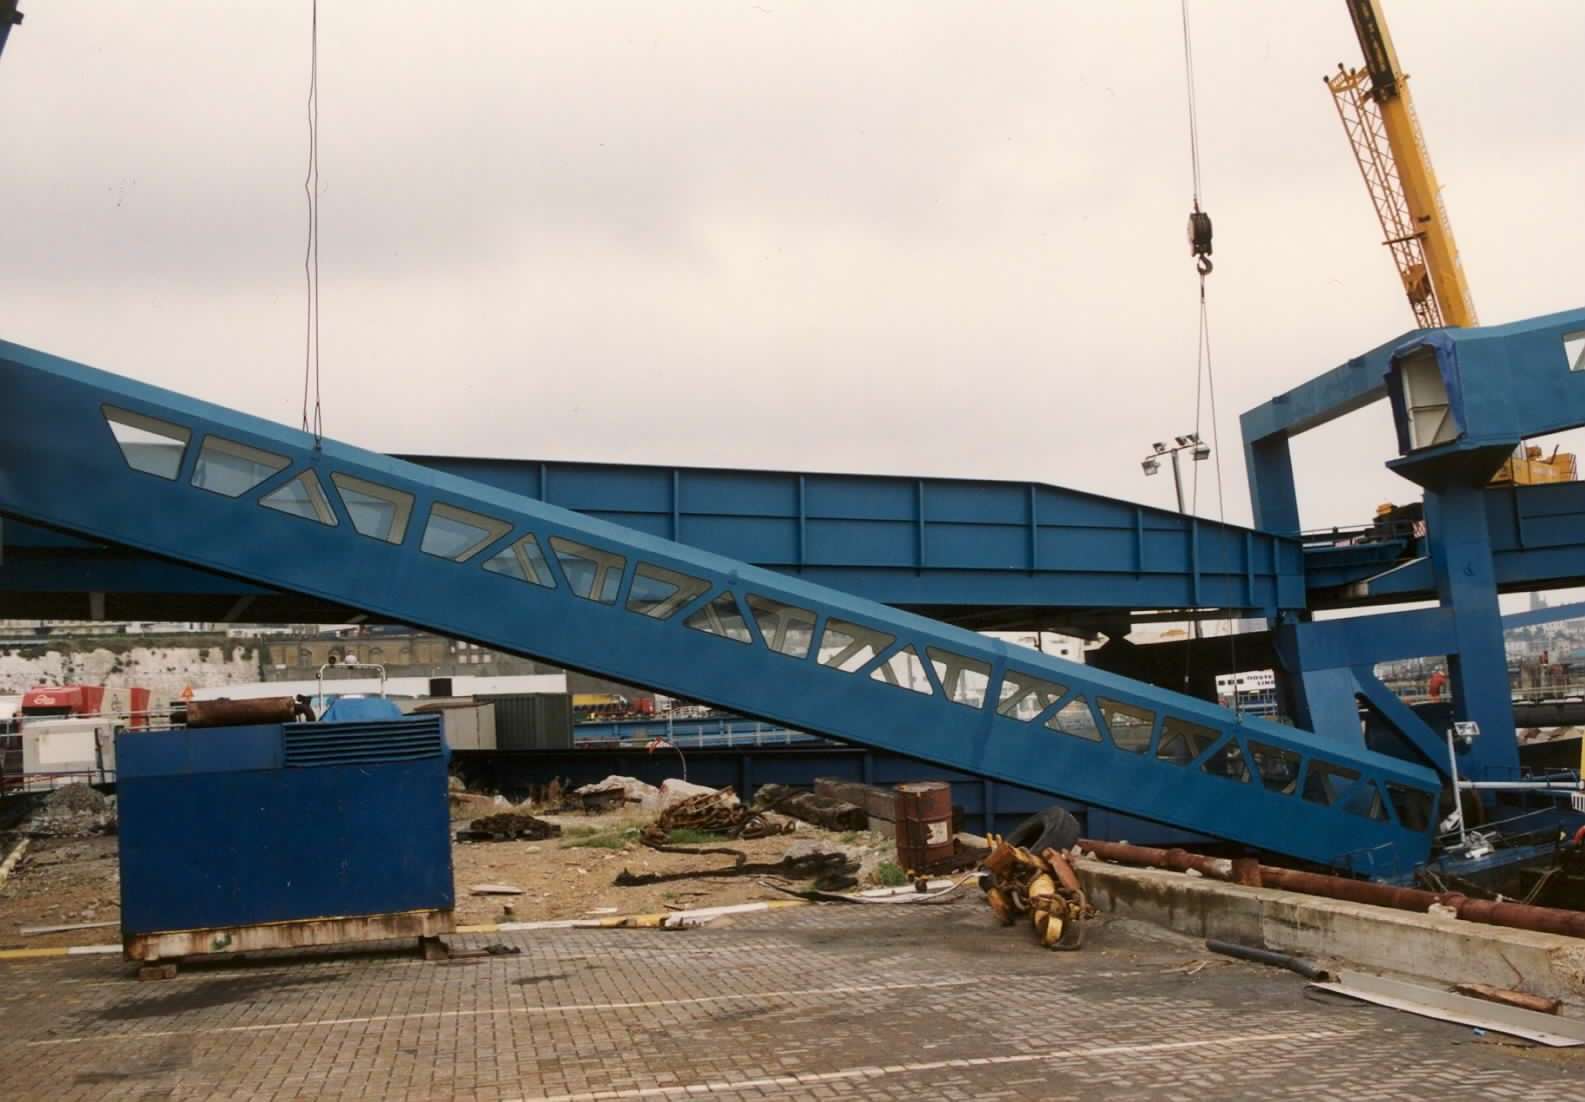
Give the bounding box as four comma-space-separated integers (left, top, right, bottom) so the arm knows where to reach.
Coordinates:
1243, 307, 1585, 785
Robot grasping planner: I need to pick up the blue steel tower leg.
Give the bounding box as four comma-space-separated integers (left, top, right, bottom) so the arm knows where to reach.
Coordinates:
1425, 484, 1519, 780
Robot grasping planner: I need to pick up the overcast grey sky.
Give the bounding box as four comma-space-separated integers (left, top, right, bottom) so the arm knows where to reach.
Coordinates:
4, 2, 1582, 532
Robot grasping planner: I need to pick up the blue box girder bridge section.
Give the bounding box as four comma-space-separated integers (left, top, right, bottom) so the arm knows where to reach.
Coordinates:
0, 339, 1440, 878
0, 457, 1305, 631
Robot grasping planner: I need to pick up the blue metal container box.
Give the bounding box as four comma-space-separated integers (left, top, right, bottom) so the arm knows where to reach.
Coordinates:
116, 716, 453, 941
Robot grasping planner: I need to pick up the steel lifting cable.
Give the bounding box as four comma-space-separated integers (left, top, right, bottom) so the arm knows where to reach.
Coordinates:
300, 0, 323, 445
1182, 0, 1208, 526
1180, 2, 1204, 214
1176, 0, 1239, 711
1181, 0, 1212, 277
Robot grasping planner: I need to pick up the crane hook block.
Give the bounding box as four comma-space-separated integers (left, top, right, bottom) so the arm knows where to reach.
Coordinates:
1187, 209, 1213, 268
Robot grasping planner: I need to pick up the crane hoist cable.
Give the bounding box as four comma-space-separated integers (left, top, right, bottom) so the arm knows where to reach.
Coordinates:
1177, 0, 1237, 709
300, 0, 324, 445
1181, 0, 1212, 276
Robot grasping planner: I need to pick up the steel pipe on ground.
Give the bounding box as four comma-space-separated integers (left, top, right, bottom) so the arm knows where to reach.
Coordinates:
1079, 840, 1585, 940
1453, 897, 1585, 939
1076, 839, 1235, 882
1255, 867, 1444, 912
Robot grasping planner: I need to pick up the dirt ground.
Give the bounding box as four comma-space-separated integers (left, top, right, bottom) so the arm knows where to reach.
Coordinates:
452, 809, 892, 927
0, 803, 896, 950
0, 833, 122, 948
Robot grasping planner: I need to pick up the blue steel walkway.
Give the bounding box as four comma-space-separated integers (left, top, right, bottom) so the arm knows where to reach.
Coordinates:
0, 338, 1439, 876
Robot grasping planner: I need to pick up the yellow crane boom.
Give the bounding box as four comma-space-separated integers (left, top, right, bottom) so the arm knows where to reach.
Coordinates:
1326, 0, 1476, 329
1327, 0, 1571, 486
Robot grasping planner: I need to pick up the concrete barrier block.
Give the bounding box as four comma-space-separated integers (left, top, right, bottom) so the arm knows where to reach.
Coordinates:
1075, 859, 1585, 1005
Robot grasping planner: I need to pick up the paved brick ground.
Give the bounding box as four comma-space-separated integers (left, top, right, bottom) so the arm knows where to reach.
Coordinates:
1, 898, 1582, 1100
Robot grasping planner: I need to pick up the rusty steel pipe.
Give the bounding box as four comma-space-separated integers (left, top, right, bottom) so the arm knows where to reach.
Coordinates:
1077, 838, 1235, 882
185, 696, 297, 729
1082, 841, 1585, 940
1260, 867, 1585, 938
1453, 983, 1563, 1015
1255, 866, 1446, 912
1454, 897, 1585, 939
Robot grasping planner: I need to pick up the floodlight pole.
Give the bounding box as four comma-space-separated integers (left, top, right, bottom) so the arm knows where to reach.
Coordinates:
1141, 438, 1198, 641
1168, 449, 1186, 516
1177, 440, 1200, 641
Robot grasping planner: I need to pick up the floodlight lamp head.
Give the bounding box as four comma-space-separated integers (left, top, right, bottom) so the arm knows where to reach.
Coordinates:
1192, 443, 1211, 461
1142, 457, 1161, 476
1152, 442, 1168, 454
1174, 435, 1190, 447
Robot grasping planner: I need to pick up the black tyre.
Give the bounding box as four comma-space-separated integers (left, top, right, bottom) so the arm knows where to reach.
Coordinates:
1005, 805, 1080, 854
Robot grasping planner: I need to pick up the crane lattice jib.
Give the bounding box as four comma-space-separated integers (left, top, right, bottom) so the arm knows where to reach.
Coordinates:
1328, 66, 1441, 329
1332, 0, 1476, 329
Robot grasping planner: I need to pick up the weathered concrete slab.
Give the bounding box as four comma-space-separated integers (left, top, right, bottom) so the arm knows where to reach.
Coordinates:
1075, 858, 1585, 1004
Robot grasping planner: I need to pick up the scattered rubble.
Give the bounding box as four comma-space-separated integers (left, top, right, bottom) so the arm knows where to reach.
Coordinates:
44, 785, 108, 814
790, 836, 890, 883
26, 784, 116, 838
613, 844, 857, 889
448, 787, 500, 821
574, 775, 661, 813
0, 838, 29, 891
753, 783, 866, 831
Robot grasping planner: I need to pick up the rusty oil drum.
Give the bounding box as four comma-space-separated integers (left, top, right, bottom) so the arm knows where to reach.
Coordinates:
893, 781, 954, 873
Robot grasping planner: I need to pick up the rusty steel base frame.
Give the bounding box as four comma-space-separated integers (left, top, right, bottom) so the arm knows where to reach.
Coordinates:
124, 907, 455, 965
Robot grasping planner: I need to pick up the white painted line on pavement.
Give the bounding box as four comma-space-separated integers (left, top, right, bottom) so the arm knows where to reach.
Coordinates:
503, 1030, 1367, 1102
26, 977, 978, 1046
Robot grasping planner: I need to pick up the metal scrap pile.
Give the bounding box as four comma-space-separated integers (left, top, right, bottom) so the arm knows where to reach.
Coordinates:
978, 837, 1094, 950
458, 811, 562, 842
641, 787, 796, 845
752, 783, 867, 831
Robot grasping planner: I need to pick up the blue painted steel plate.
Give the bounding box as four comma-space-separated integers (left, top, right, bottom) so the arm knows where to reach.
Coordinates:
116, 717, 452, 935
